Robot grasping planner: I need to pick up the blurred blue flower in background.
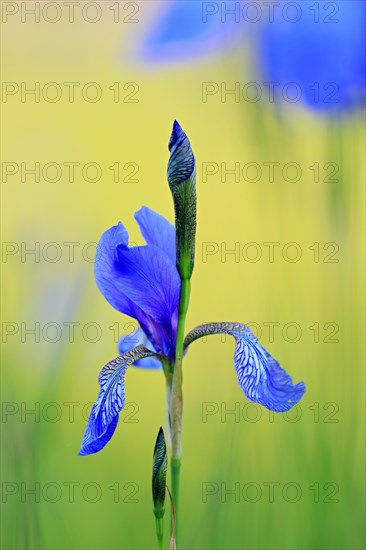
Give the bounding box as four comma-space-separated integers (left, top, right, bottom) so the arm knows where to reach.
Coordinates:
139, 0, 365, 111
259, 0, 366, 110
138, 1, 238, 62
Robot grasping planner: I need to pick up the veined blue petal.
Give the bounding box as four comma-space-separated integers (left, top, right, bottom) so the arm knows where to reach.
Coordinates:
134, 206, 176, 264
184, 323, 305, 412
231, 327, 305, 412
259, 0, 366, 110
79, 414, 119, 457
140, 1, 237, 63
118, 327, 162, 369
79, 345, 157, 455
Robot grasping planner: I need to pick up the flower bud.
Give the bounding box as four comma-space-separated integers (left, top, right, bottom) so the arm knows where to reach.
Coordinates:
168, 120, 196, 280
152, 427, 168, 520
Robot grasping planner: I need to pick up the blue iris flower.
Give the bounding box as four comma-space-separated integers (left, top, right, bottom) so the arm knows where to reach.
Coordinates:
138, 0, 365, 110
79, 122, 305, 456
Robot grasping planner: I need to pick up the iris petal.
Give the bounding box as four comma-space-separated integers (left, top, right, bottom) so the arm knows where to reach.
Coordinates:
94, 221, 136, 316
231, 327, 306, 412
184, 322, 305, 412
134, 206, 176, 265
115, 243, 180, 332
94, 223, 180, 358
79, 345, 157, 455
118, 327, 162, 369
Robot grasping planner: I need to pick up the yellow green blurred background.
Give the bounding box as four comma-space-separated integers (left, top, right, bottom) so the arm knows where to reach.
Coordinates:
1, 2, 365, 549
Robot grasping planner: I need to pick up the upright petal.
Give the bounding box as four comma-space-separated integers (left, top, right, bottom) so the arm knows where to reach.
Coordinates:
134, 206, 176, 264
79, 345, 158, 456
184, 322, 305, 412
115, 244, 180, 331
94, 223, 180, 358
94, 221, 134, 315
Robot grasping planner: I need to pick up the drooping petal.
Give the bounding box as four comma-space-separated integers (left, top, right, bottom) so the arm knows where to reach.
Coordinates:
184, 323, 306, 412
118, 327, 162, 369
79, 345, 158, 456
231, 329, 306, 412
94, 223, 180, 358
134, 206, 176, 264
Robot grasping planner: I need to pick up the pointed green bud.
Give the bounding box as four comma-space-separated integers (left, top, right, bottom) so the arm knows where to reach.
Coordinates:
152, 427, 168, 520
168, 120, 196, 280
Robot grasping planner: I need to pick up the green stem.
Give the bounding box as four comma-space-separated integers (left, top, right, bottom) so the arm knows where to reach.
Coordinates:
155, 517, 164, 550
171, 458, 180, 532
170, 277, 191, 547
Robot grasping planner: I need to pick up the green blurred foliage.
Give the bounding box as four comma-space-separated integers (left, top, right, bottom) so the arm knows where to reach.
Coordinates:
1, 6, 365, 550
